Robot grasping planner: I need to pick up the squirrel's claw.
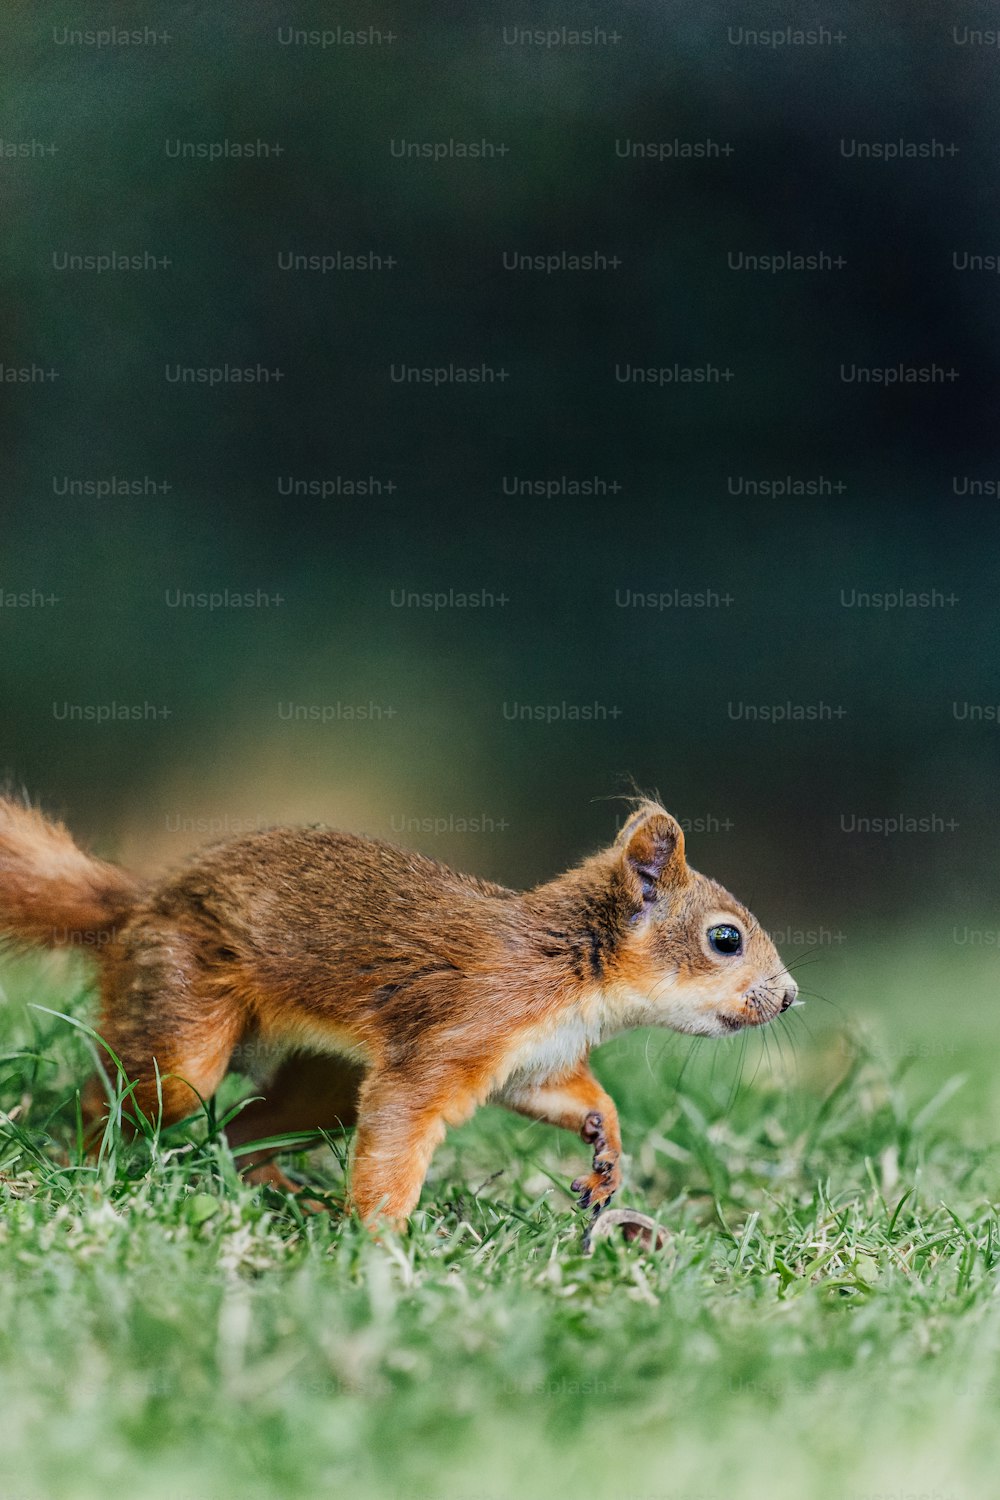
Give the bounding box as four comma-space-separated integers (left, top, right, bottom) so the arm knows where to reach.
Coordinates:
571, 1147, 621, 1216
572, 1109, 621, 1216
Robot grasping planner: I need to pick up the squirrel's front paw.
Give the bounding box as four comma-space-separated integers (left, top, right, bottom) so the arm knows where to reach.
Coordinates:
572, 1111, 621, 1212
571, 1148, 621, 1212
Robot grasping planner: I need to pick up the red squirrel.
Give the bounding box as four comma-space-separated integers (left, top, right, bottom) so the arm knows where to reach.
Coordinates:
0, 795, 797, 1227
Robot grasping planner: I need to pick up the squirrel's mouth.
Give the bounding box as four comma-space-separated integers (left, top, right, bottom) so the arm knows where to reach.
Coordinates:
720, 989, 791, 1031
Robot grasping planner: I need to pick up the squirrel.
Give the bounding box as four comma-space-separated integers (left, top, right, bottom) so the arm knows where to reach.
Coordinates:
0, 794, 797, 1227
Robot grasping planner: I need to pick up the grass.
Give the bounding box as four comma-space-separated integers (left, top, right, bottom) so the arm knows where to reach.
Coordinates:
0, 939, 998, 1500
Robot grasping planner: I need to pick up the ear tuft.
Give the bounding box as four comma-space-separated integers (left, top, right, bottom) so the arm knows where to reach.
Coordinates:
620, 808, 687, 903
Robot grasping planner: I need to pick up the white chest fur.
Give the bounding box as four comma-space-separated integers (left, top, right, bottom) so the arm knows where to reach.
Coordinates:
491, 999, 607, 1096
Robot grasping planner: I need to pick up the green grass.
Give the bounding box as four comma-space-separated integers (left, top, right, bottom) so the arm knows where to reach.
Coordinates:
0, 941, 998, 1500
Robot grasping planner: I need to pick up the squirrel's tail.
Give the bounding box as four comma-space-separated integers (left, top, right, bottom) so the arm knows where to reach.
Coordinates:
0, 796, 141, 950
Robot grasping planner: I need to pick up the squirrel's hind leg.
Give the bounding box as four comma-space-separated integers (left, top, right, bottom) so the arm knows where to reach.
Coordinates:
226, 1051, 364, 1209
81, 921, 245, 1138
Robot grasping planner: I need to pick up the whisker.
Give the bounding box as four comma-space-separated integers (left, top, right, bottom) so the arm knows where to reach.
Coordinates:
643, 1027, 656, 1083
784, 1013, 803, 1063
726, 1028, 748, 1112
675, 1035, 701, 1094
746, 1030, 768, 1091
794, 986, 845, 1017
773, 1016, 795, 1078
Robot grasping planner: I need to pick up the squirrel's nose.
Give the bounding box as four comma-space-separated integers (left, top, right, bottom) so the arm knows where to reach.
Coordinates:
779, 980, 798, 1012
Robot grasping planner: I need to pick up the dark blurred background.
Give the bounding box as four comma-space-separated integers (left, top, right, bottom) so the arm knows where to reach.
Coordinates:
3, 2, 999, 1028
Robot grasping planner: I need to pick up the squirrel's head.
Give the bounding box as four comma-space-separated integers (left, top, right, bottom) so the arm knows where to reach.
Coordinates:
601, 802, 798, 1038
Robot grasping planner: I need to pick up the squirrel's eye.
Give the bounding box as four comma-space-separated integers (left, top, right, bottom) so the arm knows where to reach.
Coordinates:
708, 923, 742, 956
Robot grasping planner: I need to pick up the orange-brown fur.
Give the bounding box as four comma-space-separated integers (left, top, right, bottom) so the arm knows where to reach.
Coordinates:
0, 795, 797, 1226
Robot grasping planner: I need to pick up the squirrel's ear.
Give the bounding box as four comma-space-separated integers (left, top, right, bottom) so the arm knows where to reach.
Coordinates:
619, 809, 687, 904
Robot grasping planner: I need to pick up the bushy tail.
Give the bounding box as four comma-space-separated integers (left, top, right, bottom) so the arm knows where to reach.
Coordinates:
0, 796, 141, 949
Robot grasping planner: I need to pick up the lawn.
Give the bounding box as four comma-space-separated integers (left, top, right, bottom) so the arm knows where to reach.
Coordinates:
0, 935, 996, 1500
